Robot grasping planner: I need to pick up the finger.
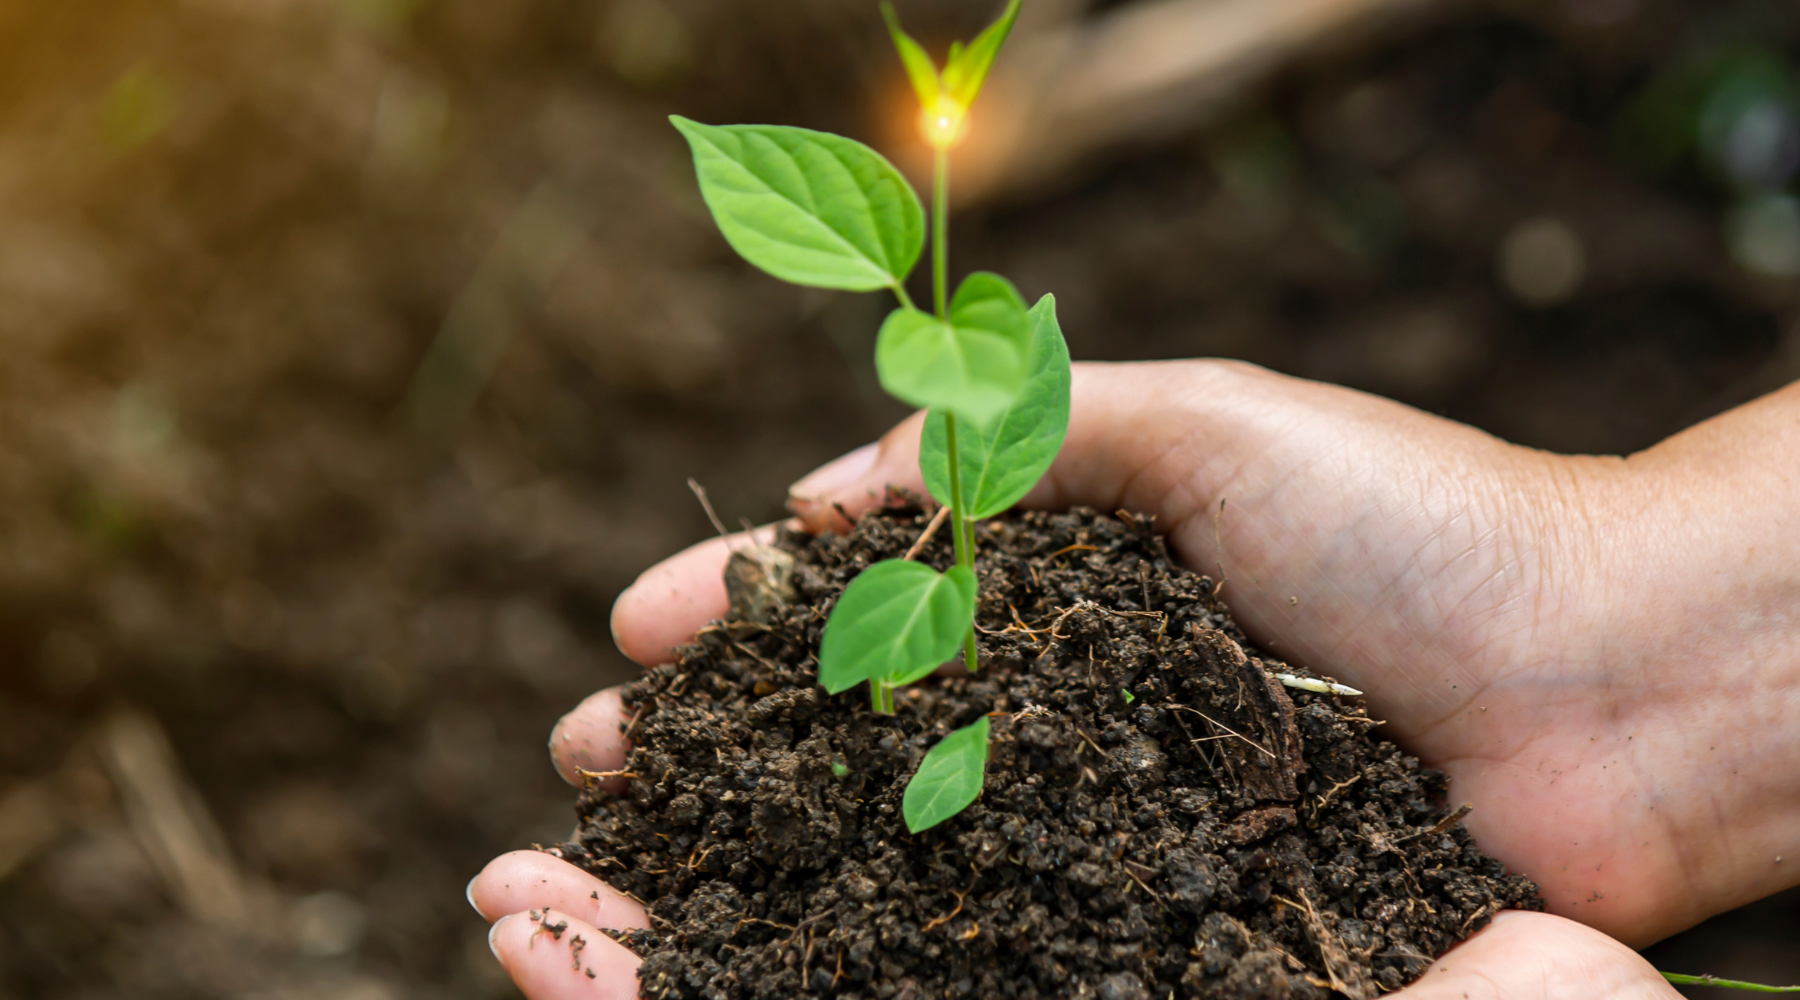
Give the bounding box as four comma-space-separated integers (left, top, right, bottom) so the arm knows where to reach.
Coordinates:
782, 363, 1243, 536
782, 359, 1466, 545
550, 689, 631, 790
1395, 911, 1681, 999
610, 523, 786, 666
1019, 361, 1227, 521
787, 419, 926, 534
616, 366, 1196, 672
469, 851, 648, 931
489, 907, 640, 1000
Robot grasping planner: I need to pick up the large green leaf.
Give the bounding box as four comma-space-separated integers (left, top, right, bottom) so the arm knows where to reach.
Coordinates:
942, 0, 1021, 108
875, 272, 1030, 426
880, 2, 939, 109
903, 716, 990, 833
818, 560, 977, 695
921, 294, 1069, 519
671, 117, 924, 291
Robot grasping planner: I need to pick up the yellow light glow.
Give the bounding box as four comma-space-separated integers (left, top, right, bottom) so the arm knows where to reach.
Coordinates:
918, 95, 969, 150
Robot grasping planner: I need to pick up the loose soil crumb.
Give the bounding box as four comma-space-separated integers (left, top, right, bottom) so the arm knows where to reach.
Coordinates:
559, 506, 1541, 1000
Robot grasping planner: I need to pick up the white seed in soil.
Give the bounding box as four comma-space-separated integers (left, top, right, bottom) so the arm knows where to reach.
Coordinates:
1275, 673, 1363, 697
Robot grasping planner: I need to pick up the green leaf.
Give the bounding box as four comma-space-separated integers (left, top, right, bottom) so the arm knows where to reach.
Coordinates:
903, 716, 990, 833
881, 3, 940, 109
818, 560, 977, 695
875, 272, 1031, 426
942, 0, 1020, 107
671, 117, 925, 291
920, 294, 1070, 518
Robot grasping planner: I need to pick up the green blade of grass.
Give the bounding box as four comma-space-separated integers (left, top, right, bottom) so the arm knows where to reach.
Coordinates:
1663, 973, 1800, 992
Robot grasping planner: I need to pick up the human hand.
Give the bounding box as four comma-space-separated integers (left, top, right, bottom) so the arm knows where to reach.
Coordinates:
474, 360, 1800, 998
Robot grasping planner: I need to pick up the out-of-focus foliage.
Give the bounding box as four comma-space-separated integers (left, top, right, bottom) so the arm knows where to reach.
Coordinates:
1618, 42, 1800, 276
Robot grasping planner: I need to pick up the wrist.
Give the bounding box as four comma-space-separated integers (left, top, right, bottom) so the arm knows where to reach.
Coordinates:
1564, 423, 1800, 939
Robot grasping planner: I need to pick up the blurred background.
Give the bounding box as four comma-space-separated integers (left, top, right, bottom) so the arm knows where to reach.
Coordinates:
0, 0, 1794, 996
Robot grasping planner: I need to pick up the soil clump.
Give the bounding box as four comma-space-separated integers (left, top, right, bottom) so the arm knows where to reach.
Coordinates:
558, 505, 1541, 1000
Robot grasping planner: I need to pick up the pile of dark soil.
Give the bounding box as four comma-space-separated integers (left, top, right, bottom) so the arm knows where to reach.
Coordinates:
559, 506, 1541, 1000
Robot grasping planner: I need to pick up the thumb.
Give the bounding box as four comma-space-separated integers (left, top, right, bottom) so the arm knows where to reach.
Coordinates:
785, 361, 1243, 537
1396, 911, 1681, 1000
787, 410, 929, 533
779, 358, 1552, 707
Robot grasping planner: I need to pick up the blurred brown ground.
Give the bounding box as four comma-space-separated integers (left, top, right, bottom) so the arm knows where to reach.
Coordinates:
0, 0, 1794, 996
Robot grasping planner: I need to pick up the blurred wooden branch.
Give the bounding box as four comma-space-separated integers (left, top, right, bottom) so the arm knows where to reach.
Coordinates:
958, 0, 1459, 203
0, 781, 60, 882
99, 707, 249, 925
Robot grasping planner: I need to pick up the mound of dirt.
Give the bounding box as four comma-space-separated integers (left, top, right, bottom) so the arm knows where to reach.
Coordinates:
557, 506, 1540, 1000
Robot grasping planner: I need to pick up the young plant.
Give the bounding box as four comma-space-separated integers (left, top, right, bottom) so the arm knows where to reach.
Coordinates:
672, 0, 1067, 834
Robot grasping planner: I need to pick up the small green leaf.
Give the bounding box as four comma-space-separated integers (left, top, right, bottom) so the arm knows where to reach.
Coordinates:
903, 716, 990, 833
942, 0, 1020, 107
921, 294, 1070, 518
1121, 688, 1136, 704
671, 117, 925, 291
876, 272, 1031, 426
881, 3, 940, 109
818, 560, 977, 695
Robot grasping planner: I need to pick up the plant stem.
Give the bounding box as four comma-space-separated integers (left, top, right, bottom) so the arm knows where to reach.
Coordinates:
931, 147, 980, 672
943, 414, 979, 672
871, 680, 895, 714
932, 148, 949, 320
891, 282, 916, 312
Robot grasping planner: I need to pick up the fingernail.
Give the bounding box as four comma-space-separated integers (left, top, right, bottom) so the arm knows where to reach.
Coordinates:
467, 874, 486, 920
790, 442, 879, 502
488, 913, 513, 966
609, 587, 631, 659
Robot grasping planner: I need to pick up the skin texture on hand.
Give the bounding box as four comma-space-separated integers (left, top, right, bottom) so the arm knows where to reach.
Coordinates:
471, 360, 1800, 999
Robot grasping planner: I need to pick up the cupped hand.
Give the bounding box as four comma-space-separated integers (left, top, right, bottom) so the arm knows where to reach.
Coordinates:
473, 360, 1800, 998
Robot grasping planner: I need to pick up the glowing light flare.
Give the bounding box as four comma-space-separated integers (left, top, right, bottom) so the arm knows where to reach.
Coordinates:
918, 95, 969, 150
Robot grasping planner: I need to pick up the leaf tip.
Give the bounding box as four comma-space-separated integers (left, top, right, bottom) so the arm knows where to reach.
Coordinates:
668, 115, 707, 142
882, 1, 942, 111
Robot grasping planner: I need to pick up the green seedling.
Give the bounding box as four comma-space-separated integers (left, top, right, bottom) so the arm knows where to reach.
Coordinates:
672, 6, 1800, 974
672, 0, 1063, 835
